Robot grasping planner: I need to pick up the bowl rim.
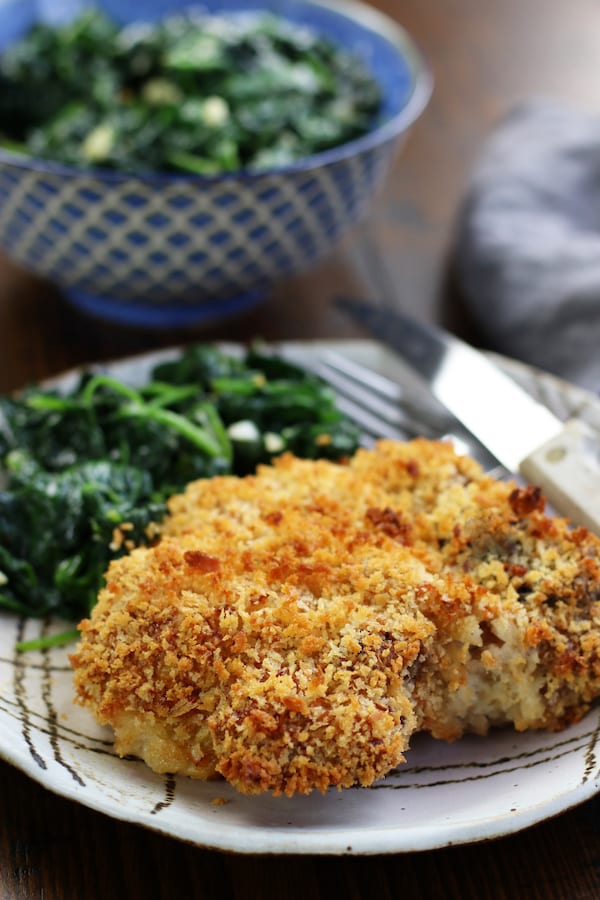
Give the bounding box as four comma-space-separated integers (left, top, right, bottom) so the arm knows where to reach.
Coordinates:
0, 0, 432, 184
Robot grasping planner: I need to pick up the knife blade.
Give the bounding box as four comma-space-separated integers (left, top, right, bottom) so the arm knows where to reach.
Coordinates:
339, 298, 600, 533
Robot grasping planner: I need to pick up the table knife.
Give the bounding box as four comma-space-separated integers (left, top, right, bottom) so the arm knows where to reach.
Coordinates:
339, 298, 600, 533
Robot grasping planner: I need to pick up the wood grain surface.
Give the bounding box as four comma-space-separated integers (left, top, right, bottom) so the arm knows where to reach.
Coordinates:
2, 0, 600, 896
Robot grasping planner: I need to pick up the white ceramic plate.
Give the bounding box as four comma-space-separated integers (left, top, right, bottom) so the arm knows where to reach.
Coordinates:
1, 339, 599, 855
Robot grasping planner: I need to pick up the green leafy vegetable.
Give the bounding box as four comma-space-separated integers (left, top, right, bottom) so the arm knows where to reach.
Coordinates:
0, 9, 381, 173
0, 344, 360, 631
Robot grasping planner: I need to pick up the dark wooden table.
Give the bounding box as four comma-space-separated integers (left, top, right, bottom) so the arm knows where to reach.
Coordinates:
2, 0, 600, 896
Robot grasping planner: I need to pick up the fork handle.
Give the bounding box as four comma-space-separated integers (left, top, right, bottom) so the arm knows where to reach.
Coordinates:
519, 418, 600, 534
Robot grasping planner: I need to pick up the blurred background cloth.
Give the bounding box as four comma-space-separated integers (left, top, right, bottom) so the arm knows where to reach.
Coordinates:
454, 99, 600, 392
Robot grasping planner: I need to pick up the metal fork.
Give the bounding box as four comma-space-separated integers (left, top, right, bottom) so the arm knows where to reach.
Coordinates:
294, 349, 510, 479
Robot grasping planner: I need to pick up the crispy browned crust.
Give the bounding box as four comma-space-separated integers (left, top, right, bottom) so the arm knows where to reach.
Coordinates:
71, 451, 437, 796
349, 441, 600, 738
71, 440, 600, 795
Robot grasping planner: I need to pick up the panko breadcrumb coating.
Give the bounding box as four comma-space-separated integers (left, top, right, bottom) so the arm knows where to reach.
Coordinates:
350, 441, 600, 740
71, 453, 438, 796
71, 440, 600, 796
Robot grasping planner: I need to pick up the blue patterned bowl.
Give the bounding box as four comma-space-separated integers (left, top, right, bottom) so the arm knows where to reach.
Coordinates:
0, 0, 431, 327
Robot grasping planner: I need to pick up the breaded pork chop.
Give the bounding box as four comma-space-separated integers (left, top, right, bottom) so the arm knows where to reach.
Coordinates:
71, 458, 437, 796
71, 441, 600, 795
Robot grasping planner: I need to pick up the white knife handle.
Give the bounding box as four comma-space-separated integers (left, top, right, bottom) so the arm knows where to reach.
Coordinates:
520, 418, 600, 534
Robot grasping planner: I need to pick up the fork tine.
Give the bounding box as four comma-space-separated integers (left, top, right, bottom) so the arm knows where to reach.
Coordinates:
321, 350, 406, 401
324, 351, 509, 478
321, 350, 452, 431
326, 392, 413, 445
285, 352, 445, 442
313, 361, 439, 438
322, 350, 509, 478
281, 345, 506, 473
287, 355, 415, 442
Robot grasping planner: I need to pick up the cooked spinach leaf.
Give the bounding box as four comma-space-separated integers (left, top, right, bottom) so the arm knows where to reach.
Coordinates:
0, 344, 360, 627
0, 9, 381, 173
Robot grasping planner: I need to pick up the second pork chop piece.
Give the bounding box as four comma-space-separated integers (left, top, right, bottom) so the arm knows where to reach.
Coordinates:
350, 440, 600, 739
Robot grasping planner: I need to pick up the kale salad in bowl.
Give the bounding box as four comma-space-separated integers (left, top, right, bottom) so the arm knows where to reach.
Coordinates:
0, 0, 431, 326
0, 5, 382, 174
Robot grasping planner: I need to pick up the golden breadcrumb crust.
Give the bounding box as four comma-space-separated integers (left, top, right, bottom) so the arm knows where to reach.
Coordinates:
349, 441, 600, 739
71, 440, 600, 796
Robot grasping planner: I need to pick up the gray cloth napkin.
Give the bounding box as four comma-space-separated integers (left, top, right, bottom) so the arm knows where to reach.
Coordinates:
454, 99, 600, 391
